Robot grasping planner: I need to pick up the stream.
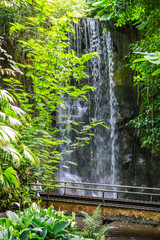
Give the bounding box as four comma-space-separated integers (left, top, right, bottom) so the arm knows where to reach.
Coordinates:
107, 222, 160, 240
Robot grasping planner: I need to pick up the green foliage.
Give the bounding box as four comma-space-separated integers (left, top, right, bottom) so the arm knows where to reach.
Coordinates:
0, 203, 83, 239
3, 0, 101, 183
133, 52, 160, 76
81, 206, 112, 240
128, 51, 160, 152
0, 44, 41, 209
0, 0, 105, 205
86, 0, 160, 27
86, 0, 160, 156
0, 83, 38, 187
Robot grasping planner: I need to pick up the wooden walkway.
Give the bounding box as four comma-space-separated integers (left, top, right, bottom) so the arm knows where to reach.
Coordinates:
30, 181, 160, 222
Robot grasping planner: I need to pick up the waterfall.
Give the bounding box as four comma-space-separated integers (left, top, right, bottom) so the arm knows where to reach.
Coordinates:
57, 19, 119, 196
107, 31, 119, 198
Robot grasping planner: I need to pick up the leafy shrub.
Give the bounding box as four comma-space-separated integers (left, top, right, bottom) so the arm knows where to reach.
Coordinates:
0, 203, 82, 240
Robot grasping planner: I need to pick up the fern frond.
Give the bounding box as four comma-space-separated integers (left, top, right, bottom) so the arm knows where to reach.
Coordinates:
95, 226, 108, 240
92, 205, 102, 222
81, 206, 112, 240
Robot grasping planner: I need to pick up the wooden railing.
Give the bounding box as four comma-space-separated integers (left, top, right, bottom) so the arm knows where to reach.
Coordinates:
29, 180, 160, 203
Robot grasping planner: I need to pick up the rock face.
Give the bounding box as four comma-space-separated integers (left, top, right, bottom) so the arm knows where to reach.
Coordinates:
58, 18, 154, 192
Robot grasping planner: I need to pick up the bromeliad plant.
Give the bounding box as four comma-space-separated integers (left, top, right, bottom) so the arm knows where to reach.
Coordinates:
0, 203, 83, 240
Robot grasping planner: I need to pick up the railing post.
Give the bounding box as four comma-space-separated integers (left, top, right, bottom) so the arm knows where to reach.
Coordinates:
47, 188, 50, 208
64, 182, 66, 195
117, 187, 119, 199
47, 187, 50, 199
102, 191, 105, 204
150, 195, 153, 202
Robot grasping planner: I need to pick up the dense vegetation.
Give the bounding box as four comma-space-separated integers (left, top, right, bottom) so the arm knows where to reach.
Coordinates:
0, 203, 110, 240
0, 0, 102, 209
86, 0, 160, 161
0, 0, 160, 209
0, 203, 81, 239
0, 0, 159, 238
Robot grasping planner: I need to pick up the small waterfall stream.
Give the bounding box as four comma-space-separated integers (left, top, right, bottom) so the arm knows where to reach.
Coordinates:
57, 19, 120, 196
107, 31, 119, 189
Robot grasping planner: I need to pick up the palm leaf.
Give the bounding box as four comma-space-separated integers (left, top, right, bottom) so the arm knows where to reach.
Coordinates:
1, 143, 22, 164
0, 89, 16, 104
0, 124, 20, 142
0, 111, 22, 127
11, 105, 25, 117
3, 167, 19, 188
22, 145, 39, 166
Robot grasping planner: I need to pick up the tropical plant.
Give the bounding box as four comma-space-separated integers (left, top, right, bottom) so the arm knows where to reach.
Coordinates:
0, 40, 40, 209
128, 51, 160, 152
0, 89, 38, 178
0, 202, 83, 239
0, 86, 39, 209
81, 206, 112, 240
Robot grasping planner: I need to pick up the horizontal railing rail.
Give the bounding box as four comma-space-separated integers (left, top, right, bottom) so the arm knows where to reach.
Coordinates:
52, 180, 160, 191
29, 181, 160, 203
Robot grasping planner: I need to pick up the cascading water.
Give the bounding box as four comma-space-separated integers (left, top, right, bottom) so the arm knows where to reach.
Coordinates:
57, 19, 120, 196
107, 31, 119, 188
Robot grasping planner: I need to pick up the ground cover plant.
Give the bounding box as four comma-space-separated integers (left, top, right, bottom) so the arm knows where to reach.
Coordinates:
0, 203, 83, 240
0, 204, 111, 240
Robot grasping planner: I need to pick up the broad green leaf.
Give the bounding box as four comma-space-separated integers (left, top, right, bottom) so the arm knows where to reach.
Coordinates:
26, 70, 34, 77
86, 0, 95, 4
31, 218, 42, 227
22, 217, 31, 228
133, 58, 147, 63
39, 228, 47, 238
2, 228, 10, 238
152, 68, 160, 76
52, 220, 69, 235
92, 1, 104, 6
100, 13, 112, 21
6, 219, 14, 228
0, 218, 6, 226
6, 211, 19, 223
19, 229, 29, 240
10, 233, 16, 240
97, 9, 105, 16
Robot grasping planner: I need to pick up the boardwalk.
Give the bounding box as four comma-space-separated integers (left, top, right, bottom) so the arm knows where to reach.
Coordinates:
30, 181, 160, 222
